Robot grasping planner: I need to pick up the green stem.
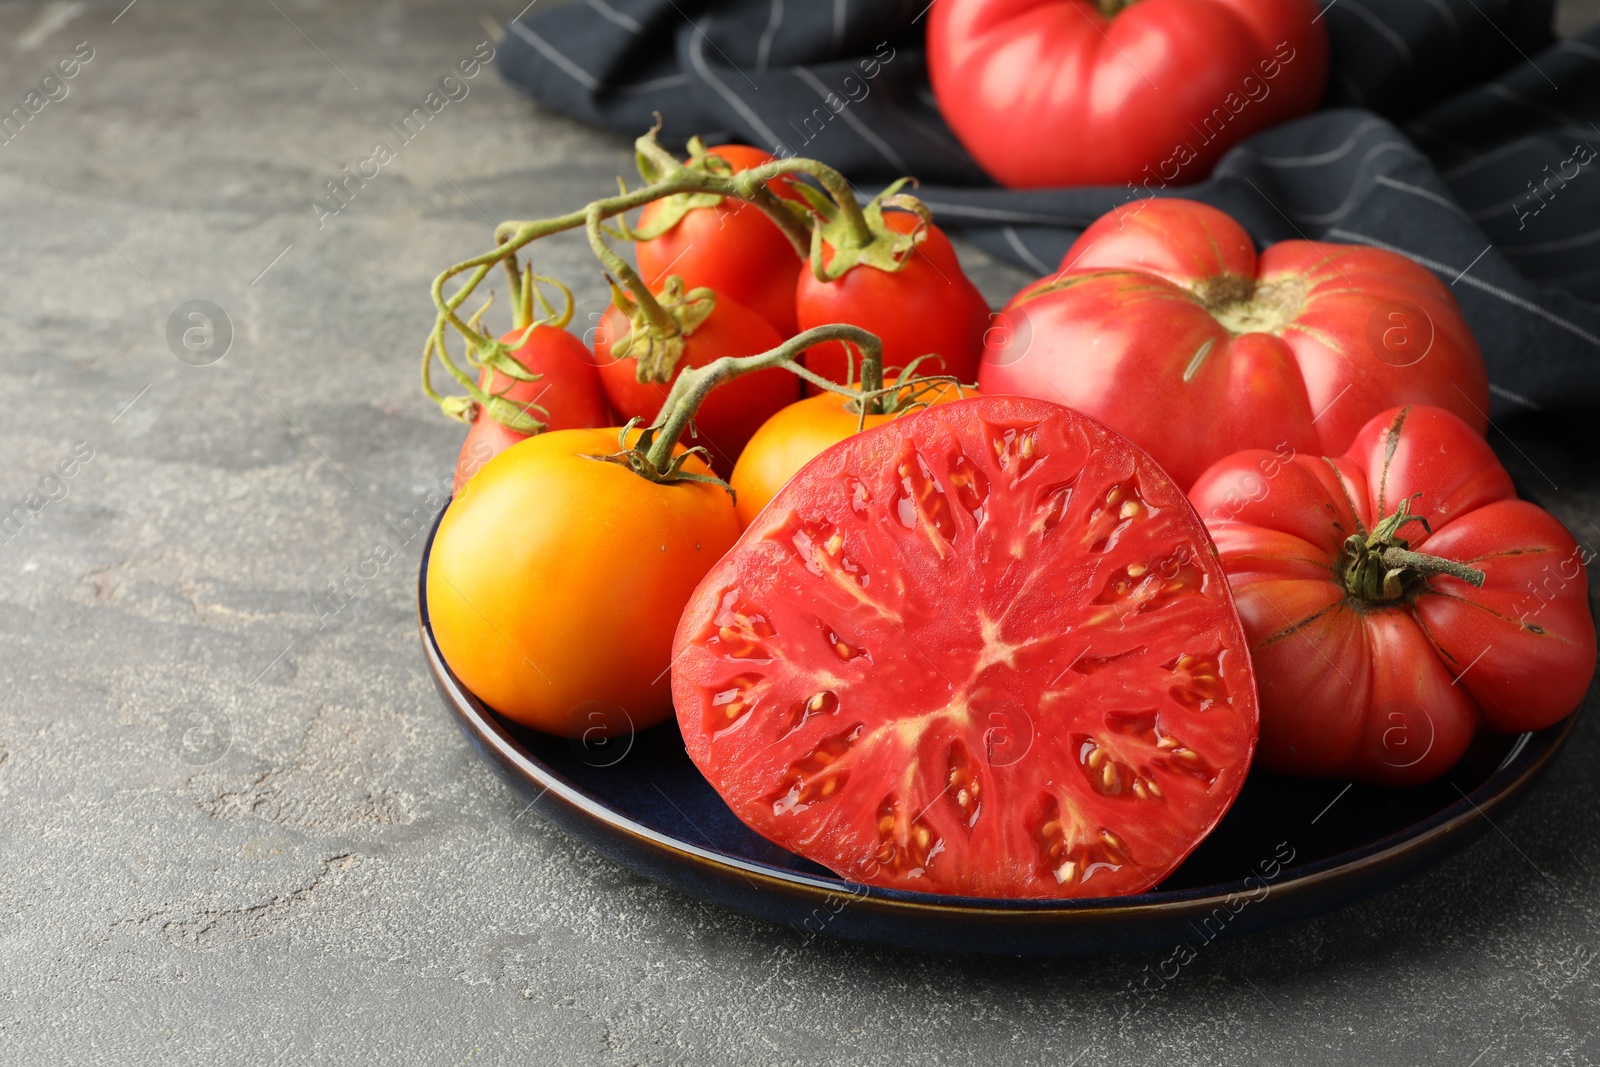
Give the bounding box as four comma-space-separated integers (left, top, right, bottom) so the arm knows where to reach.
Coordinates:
425, 133, 893, 431
438, 166, 801, 355
643, 324, 882, 472
1339, 497, 1487, 602
503, 248, 526, 332
1375, 548, 1487, 587
586, 201, 679, 342
737, 158, 875, 248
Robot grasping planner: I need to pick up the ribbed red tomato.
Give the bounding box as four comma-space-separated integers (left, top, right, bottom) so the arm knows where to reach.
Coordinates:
928, 0, 1328, 188
980, 199, 1490, 489
796, 211, 990, 393
594, 291, 793, 474
452, 324, 609, 493
636, 144, 804, 336
1190, 406, 1596, 785
672, 395, 1259, 899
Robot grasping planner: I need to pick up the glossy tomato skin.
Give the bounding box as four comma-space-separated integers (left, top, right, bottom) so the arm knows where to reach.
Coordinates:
673, 395, 1259, 899
637, 145, 803, 336
980, 199, 1490, 489
594, 293, 793, 475
1190, 405, 1596, 785
796, 211, 991, 392
928, 0, 1328, 188
728, 382, 974, 527
452, 325, 610, 493
429, 428, 740, 738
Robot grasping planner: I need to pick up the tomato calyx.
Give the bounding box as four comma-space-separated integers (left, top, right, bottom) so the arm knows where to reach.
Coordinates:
842, 355, 972, 423
449, 266, 585, 432
605, 275, 718, 384
584, 419, 733, 496
798, 178, 932, 282
1339, 495, 1486, 603
1192, 274, 1306, 337
430, 284, 550, 433
627, 126, 813, 256
624, 136, 808, 242
627, 137, 734, 239
1094, 0, 1141, 16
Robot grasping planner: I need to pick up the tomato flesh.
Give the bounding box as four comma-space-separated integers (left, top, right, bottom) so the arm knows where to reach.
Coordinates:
672, 396, 1258, 898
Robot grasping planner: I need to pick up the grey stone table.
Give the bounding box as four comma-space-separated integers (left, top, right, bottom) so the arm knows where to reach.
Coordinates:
4, 1, 1600, 1064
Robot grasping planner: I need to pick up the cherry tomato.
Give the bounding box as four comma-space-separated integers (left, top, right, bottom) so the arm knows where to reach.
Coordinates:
980, 198, 1490, 489
728, 381, 973, 528
928, 0, 1328, 188
594, 291, 793, 475
673, 395, 1259, 898
636, 144, 804, 336
429, 427, 740, 738
796, 211, 990, 393
453, 325, 610, 494
1190, 406, 1597, 785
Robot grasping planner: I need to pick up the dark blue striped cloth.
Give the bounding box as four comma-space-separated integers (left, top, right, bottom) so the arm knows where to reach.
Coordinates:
498, 0, 1600, 416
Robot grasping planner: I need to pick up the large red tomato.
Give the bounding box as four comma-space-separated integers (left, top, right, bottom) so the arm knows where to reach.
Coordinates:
928, 0, 1328, 188
673, 395, 1259, 899
796, 210, 991, 393
594, 290, 793, 475
452, 325, 609, 494
636, 144, 804, 336
980, 199, 1490, 489
1190, 405, 1596, 786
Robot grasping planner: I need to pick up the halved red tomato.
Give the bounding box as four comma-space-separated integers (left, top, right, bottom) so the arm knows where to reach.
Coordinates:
671, 395, 1259, 899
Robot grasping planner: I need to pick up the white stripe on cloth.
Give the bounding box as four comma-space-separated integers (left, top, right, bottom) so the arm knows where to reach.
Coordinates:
1438, 134, 1542, 180
1225, 140, 1415, 227
509, 20, 600, 91
1488, 382, 1542, 409
1249, 117, 1392, 168
1503, 225, 1600, 257
1374, 175, 1473, 219
1004, 226, 1054, 275
687, 16, 786, 152
756, 0, 784, 73
791, 65, 908, 172
1342, 0, 1413, 61
1484, 83, 1600, 140
582, 0, 642, 34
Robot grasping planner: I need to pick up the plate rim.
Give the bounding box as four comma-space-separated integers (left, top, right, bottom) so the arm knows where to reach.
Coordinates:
418, 506, 1580, 922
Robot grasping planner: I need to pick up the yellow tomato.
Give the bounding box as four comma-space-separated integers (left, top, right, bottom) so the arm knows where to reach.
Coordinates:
426, 428, 739, 737
729, 382, 974, 527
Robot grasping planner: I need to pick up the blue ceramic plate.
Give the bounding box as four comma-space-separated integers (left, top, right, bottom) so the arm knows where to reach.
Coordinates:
419, 509, 1580, 957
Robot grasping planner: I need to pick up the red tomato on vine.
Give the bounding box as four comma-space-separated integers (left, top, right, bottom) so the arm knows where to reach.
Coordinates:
796, 199, 990, 394
635, 142, 806, 337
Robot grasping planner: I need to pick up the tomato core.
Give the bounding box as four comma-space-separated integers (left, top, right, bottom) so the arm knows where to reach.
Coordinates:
1195, 275, 1306, 337
1338, 497, 1486, 605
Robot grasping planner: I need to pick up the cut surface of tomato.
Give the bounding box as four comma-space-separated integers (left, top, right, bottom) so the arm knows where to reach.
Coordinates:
671, 396, 1258, 899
